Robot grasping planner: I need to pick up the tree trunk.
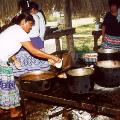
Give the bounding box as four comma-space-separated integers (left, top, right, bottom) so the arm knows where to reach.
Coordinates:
63, 0, 75, 63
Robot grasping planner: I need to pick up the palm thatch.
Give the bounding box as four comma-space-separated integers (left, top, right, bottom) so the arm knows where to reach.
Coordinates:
0, 0, 18, 21
0, 0, 110, 22
35, 0, 109, 17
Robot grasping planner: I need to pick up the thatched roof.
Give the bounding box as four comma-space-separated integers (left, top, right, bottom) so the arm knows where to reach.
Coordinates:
0, 0, 18, 20
35, 0, 109, 17
0, 0, 110, 22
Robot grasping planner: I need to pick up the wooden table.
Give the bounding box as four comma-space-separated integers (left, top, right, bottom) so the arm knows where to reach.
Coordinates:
44, 28, 75, 51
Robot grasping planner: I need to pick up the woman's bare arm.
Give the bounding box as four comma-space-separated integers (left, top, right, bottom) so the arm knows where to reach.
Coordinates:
21, 41, 60, 63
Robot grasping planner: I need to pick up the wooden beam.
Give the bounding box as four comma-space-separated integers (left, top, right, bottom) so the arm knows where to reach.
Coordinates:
44, 28, 75, 52
45, 28, 75, 40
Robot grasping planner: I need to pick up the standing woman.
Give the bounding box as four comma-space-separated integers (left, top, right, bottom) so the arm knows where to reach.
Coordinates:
101, 0, 120, 50
28, 1, 45, 50
0, 12, 60, 118
29, 1, 46, 45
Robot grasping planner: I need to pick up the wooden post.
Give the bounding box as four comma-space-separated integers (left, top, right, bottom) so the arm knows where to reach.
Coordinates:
63, 0, 72, 28
63, 0, 75, 62
115, 111, 120, 120
55, 37, 61, 51
92, 30, 102, 51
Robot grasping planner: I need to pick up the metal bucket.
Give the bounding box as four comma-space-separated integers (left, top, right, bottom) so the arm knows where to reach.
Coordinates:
94, 60, 120, 87
66, 67, 94, 94
97, 48, 120, 61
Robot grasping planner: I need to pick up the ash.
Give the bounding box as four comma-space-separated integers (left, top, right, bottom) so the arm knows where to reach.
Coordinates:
47, 106, 114, 120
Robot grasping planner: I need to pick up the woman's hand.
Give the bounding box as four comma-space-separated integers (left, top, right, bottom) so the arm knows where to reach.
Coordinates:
48, 55, 61, 65
11, 56, 22, 69
14, 60, 22, 69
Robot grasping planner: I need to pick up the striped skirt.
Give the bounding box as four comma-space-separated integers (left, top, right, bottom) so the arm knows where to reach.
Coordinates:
0, 60, 20, 109
101, 34, 120, 50
13, 51, 50, 77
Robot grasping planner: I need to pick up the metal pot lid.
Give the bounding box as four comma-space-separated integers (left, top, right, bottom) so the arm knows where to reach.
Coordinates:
19, 70, 57, 81
98, 48, 118, 53
97, 60, 120, 68
67, 68, 94, 77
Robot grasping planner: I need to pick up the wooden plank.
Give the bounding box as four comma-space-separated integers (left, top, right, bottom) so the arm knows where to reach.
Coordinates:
21, 90, 120, 118
44, 28, 75, 40
44, 28, 75, 52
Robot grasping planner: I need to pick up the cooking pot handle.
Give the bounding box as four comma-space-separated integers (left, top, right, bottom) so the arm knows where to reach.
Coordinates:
39, 81, 51, 91
22, 81, 31, 84
85, 65, 94, 70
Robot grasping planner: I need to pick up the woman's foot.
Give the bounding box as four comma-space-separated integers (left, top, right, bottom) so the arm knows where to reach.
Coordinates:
10, 108, 23, 118
10, 110, 23, 118
0, 109, 4, 114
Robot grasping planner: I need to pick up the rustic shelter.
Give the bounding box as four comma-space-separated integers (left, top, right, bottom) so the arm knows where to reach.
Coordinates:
0, 0, 110, 23
0, 0, 111, 60
1, 1, 120, 120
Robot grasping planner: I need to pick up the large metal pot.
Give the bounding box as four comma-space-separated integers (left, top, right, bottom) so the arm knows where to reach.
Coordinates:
97, 48, 120, 61
19, 70, 57, 93
66, 67, 94, 94
94, 60, 120, 87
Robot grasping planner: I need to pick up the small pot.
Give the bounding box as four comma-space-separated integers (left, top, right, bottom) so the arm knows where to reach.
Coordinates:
66, 67, 94, 94
97, 48, 120, 61
81, 52, 98, 65
94, 60, 120, 87
19, 70, 57, 93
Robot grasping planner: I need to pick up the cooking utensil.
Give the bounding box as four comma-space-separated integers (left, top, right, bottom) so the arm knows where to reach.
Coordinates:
52, 50, 73, 67
94, 60, 120, 87
81, 52, 98, 65
97, 48, 120, 61
19, 70, 57, 93
66, 67, 94, 94
98, 48, 118, 53
48, 58, 63, 69
51, 50, 74, 74
54, 58, 63, 68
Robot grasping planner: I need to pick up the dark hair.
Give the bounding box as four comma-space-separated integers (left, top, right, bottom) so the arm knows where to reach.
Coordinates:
1, 12, 34, 32
108, 0, 119, 8
38, 10, 47, 24
18, 0, 30, 11
29, 1, 46, 24
16, 12, 35, 24
29, 1, 39, 11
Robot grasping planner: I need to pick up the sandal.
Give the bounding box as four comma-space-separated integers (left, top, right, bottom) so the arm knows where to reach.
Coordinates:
10, 110, 23, 118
